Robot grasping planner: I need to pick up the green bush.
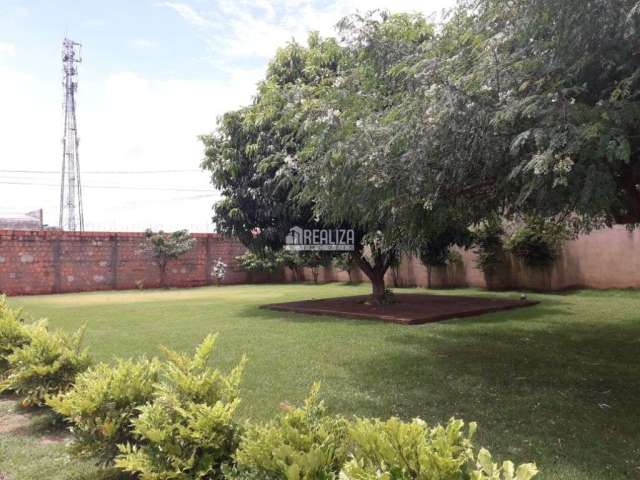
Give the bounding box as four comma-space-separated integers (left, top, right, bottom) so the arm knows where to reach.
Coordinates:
0, 323, 92, 407
116, 334, 246, 480
506, 218, 568, 268
236, 250, 284, 274
47, 356, 161, 464
0, 295, 32, 377
343, 417, 538, 480
229, 383, 350, 480
472, 217, 506, 275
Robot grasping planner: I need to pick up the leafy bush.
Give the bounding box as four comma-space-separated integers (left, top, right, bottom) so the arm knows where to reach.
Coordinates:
47, 356, 161, 464
116, 334, 246, 480
236, 250, 283, 274
472, 217, 506, 275
1, 324, 92, 407
343, 417, 538, 480
229, 383, 350, 480
506, 218, 568, 268
0, 296, 32, 377
143, 229, 196, 287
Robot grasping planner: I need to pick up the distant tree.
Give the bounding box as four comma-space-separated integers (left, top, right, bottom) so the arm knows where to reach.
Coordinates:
279, 251, 305, 282
299, 252, 332, 284
419, 226, 472, 288
143, 229, 195, 288
332, 253, 358, 283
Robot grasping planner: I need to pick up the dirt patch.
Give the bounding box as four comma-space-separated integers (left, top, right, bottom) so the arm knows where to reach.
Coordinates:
0, 410, 32, 435
263, 293, 538, 325
39, 434, 67, 445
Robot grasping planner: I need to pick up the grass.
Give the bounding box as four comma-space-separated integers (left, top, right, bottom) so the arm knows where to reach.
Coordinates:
1, 283, 639, 480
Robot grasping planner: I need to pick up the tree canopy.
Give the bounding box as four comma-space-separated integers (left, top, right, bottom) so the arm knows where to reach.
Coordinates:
202, 0, 640, 300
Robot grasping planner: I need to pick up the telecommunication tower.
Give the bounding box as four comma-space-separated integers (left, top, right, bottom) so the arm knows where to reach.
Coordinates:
59, 38, 84, 231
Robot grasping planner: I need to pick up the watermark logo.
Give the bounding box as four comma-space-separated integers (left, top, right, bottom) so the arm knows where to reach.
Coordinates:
285, 226, 354, 251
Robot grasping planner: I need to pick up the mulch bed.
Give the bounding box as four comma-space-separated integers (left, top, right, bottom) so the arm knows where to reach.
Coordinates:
263, 293, 538, 325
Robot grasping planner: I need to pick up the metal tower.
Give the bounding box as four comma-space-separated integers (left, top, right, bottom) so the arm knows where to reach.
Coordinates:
59, 38, 84, 231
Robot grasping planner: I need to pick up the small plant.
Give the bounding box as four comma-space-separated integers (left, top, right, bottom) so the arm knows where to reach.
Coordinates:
506, 218, 568, 268
342, 417, 538, 480
116, 334, 246, 480
472, 217, 507, 275
229, 383, 350, 480
143, 229, 196, 288
332, 254, 358, 283
47, 356, 161, 464
213, 258, 227, 285
1, 324, 92, 407
0, 296, 32, 378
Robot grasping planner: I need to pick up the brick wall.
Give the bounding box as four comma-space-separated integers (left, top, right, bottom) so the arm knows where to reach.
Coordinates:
2, 226, 639, 296
0, 230, 276, 296
288, 225, 640, 291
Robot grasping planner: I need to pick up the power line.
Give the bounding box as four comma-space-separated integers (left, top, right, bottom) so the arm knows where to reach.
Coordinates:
0, 180, 213, 193
0, 168, 202, 174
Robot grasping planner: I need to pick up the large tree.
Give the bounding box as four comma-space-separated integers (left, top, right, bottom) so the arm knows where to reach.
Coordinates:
202, 23, 444, 302
203, 1, 639, 302
385, 0, 640, 228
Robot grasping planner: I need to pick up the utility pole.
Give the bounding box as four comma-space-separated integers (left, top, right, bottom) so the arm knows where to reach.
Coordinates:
59, 38, 84, 231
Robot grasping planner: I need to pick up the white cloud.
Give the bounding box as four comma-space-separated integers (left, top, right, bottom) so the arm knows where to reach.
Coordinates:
0, 42, 16, 56
0, 0, 457, 231
0, 65, 262, 230
163, 2, 211, 27
166, 0, 456, 63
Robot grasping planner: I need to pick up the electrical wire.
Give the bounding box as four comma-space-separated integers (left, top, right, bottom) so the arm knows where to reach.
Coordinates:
0, 168, 202, 174
0, 180, 212, 193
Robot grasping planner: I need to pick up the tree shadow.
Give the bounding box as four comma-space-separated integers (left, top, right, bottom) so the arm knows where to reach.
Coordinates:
330, 313, 640, 479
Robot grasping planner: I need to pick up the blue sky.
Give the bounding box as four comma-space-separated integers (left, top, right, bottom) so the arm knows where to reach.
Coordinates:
0, 0, 454, 231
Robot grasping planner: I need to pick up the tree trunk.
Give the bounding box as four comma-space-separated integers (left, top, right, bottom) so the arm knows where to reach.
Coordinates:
427, 265, 432, 289
370, 271, 386, 302
354, 250, 391, 304
347, 269, 352, 284
312, 267, 319, 284
159, 261, 168, 288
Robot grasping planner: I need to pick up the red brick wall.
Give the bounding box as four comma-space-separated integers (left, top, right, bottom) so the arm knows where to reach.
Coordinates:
0, 230, 276, 296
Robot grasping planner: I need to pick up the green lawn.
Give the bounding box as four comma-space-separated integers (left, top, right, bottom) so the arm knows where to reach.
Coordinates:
1, 284, 639, 480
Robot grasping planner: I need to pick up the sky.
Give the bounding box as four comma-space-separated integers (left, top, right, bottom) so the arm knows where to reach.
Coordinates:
0, 0, 455, 232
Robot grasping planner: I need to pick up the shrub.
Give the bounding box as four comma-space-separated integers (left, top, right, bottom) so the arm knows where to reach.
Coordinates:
47, 356, 161, 464
0, 324, 92, 407
236, 250, 283, 274
279, 251, 305, 282
342, 417, 538, 480
0, 296, 32, 377
506, 218, 568, 268
116, 334, 246, 480
229, 383, 350, 480
472, 217, 506, 275
299, 252, 332, 284
333, 254, 358, 283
